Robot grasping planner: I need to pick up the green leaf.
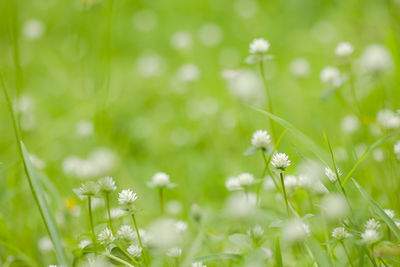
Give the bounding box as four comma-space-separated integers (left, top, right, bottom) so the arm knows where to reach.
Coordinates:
306, 239, 333, 267
194, 253, 241, 262
352, 179, 400, 240
341, 137, 385, 186
274, 236, 283, 267
253, 108, 329, 165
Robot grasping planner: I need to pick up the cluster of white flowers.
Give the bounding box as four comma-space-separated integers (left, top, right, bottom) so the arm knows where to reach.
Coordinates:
321, 194, 349, 220
360, 44, 393, 74
332, 227, 351, 240
192, 262, 207, 267
225, 173, 256, 191
98, 228, 115, 245
320, 66, 342, 88
98, 176, 117, 193
248, 225, 264, 240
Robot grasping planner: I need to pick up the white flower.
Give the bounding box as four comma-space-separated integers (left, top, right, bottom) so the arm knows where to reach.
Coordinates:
98, 176, 116, 193
325, 167, 341, 183
321, 194, 349, 220
192, 262, 207, 267
271, 153, 290, 171
297, 174, 313, 189
118, 189, 138, 205
251, 130, 271, 149
249, 38, 270, 54
75, 181, 99, 196
176, 64, 200, 83
335, 42, 354, 57
171, 31, 192, 50
360, 45, 393, 74
384, 209, 395, 219
377, 109, 400, 129
110, 208, 126, 219
175, 221, 188, 233
98, 228, 115, 245
361, 229, 379, 245
289, 58, 310, 77
320, 66, 342, 88
282, 219, 310, 243
365, 218, 381, 230
284, 175, 297, 188
78, 239, 91, 249
237, 173, 255, 187
248, 225, 264, 239
76, 120, 94, 137
225, 177, 241, 191
395, 141, 400, 159
23, 19, 45, 40
118, 225, 135, 241
148, 172, 174, 188
166, 247, 182, 257
38, 237, 53, 252
198, 23, 223, 47
341, 115, 359, 133
332, 227, 351, 240
127, 244, 142, 257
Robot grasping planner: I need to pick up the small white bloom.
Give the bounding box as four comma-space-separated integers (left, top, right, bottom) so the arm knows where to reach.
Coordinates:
320, 66, 342, 88
335, 42, 354, 57
271, 153, 290, 171
325, 167, 341, 183
127, 244, 142, 257
365, 218, 381, 230
76, 120, 94, 137
289, 58, 310, 77
23, 19, 45, 40
321, 194, 349, 220
98, 228, 115, 245
110, 208, 126, 219
251, 130, 271, 149
282, 219, 310, 243
249, 38, 270, 54
360, 45, 393, 74
225, 177, 241, 191
78, 239, 91, 249
394, 141, 400, 159
118, 189, 138, 205
176, 64, 200, 83
175, 221, 188, 233
148, 172, 173, 188
377, 109, 400, 129
118, 225, 136, 241
248, 225, 264, 239
75, 181, 100, 196
341, 115, 359, 133
332, 227, 351, 240
237, 173, 255, 187
361, 229, 379, 245
384, 209, 395, 219
166, 247, 182, 257
98, 176, 116, 193
297, 174, 313, 189
38, 237, 53, 252
171, 31, 193, 50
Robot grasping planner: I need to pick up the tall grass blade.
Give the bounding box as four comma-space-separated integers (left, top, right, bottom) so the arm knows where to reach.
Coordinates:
274, 236, 283, 267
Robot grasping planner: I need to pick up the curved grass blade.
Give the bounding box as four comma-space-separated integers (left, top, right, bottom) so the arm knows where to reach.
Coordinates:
352, 179, 400, 240
274, 236, 283, 267
341, 138, 385, 186
253, 107, 329, 164
194, 253, 241, 262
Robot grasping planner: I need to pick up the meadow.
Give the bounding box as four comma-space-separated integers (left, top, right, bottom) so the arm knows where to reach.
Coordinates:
1, 0, 400, 266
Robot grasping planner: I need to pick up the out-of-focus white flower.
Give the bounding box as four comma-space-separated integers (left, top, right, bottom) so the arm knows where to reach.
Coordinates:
74, 181, 99, 196
238, 173, 255, 187
377, 109, 400, 129
110, 208, 126, 219
271, 153, 290, 171
289, 58, 310, 77
133, 10, 158, 32
341, 115, 359, 133
166, 200, 183, 215
249, 38, 270, 54
98, 176, 116, 193
284, 175, 297, 188
78, 240, 91, 249
98, 228, 115, 245
282, 219, 310, 243
148, 172, 174, 188
365, 218, 381, 230
234, 0, 258, 18
38, 237, 53, 252
297, 174, 313, 189
222, 69, 264, 104
335, 42, 354, 57
332, 227, 351, 240
118, 225, 135, 241
198, 23, 223, 46
176, 64, 200, 83
147, 219, 181, 249
384, 209, 395, 219
224, 192, 257, 218
127, 244, 142, 257
313, 180, 329, 194
394, 141, 400, 159
361, 229, 379, 245
171, 31, 192, 50
166, 247, 182, 257
360, 45, 393, 74
262, 247, 273, 258
192, 262, 207, 267
325, 167, 341, 183
320, 66, 342, 88
175, 221, 188, 233
118, 189, 138, 205
372, 148, 385, 162
251, 130, 271, 149
248, 225, 264, 240
136, 53, 166, 77
76, 120, 94, 137
263, 176, 275, 190
321, 194, 349, 220
23, 19, 45, 40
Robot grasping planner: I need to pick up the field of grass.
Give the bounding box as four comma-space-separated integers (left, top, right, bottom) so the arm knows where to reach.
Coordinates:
1, 0, 400, 266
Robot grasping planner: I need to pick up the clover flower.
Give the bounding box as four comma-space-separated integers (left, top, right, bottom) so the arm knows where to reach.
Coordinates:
249, 38, 270, 54
335, 42, 354, 57
332, 227, 351, 240
75, 181, 99, 197
248, 225, 264, 240
360, 45, 393, 74
365, 218, 380, 230
237, 173, 255, 187
98, 176, 116, 193
118, 189, 138, 205
118, 225, 136, 241
361, 229, 379, 245
148, 172, 174, 188
127, 244, 142, 257
98, 228, 115, 245
271, 153, 290, 171
251, 130, 271, 149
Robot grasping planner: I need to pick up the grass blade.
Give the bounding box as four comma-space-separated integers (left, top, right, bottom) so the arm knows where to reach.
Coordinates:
352, 179, 400, 240
253, 107, 329, 164
274, 236, 283, 267
341, 138, 385, 186
306, 239, 333, 267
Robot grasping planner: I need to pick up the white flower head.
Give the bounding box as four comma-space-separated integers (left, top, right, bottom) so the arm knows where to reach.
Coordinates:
175, 220, 188, 233
325, 167, 341, 183
98, 228, 115, 245
332, 227, 351, 240
271, 153, 290, 171
166, 247, 182, 257
127, 244, 142, 258
78, 239, 91, 249
148, 172, 174, 188
282, 219, 310, 243
192, 262, 207, 267
118, 189, 138, 206
249, 38, 270, 54
237, 172, 255, 187
361, 229, 379, 245
118, 225, 135, 241
365, 218, 381, 230
320, 66, 342, 88
360, 44, 393, 74
341, 115, 359, 133
225, 177, 241, 191
377, 109, 400, 129
321, 194, 349, 220
335, 42, 354, 57
75, 181, 100, 196
251, 130, 271, 149
384, 209, 395, 219
248, 225, 264, 240
98, 176, 116, 193
289, 58, 310, 77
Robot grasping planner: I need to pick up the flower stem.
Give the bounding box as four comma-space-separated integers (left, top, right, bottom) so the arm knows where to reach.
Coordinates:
88, 196, 97, 254
105, 193, 114, 235
341, 241, 354, 267
256, 150, 268, 205
131, 214, 143, 248
159, 187, 164, 215
279, 172, 290, 216
259, 61, 276, 142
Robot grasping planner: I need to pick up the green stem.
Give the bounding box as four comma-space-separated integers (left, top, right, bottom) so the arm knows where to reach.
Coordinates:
131, 214, 143, 248
105, 193, 114, 234
256, 150, 268, 205
259, 61, 276, 142
279, 172, 290, 216
88, 196, 97, 254
159, 187, 164, 215
102, 253, 135, 267
341, 241, 354, 267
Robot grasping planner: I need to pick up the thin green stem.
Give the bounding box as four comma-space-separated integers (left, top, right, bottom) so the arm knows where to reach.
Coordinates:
341, 241, 354, 267
259, 61, 276, 142
102, 253, 135, 267
256, 150, 268, 205
88, 196, 97, 254
105, 193, 114, 234
279, 172, 290, 216
159, 187, 164, 215
131, 214, 143, 248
